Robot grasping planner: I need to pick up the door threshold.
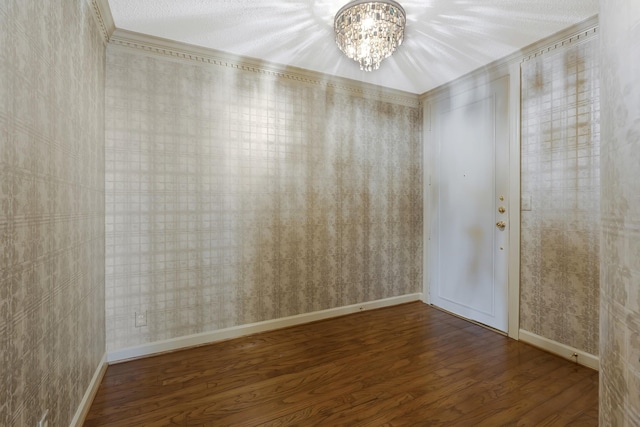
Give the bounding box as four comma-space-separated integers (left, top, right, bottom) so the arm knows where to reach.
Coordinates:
430, 304, 508, 337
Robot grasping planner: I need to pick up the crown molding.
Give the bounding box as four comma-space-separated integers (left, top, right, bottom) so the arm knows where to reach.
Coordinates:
108, 29, 420, 108
419, 14, 599, 100
519, 15, 598, 63
88, 0, 115, 43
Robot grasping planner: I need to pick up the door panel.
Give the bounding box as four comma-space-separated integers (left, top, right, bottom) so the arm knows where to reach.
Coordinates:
429, 76, 509, 332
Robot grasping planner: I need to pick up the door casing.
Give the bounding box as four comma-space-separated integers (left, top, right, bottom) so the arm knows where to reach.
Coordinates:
422, 68, 521, 339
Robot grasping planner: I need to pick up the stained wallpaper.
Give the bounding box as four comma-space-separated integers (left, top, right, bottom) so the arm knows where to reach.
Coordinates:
599, 1, 640, 424
520, 36, 601, 355
104, 47, 423, 351
0, 0, 106, 426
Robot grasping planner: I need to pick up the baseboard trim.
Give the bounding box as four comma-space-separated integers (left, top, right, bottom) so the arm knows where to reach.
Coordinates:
518, 329, 599, 371
107, 293, 424, 363
69, 353, 108, 427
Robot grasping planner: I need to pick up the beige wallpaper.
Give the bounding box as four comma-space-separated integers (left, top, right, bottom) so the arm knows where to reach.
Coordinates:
599, 1, 640, 425
0, 0, 106, 426
104, 47, 423, 352
520, 36, 601, 355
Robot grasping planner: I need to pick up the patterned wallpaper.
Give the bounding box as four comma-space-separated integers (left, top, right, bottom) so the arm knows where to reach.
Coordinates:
0, 0, 105, 426
104, 47, 422, 352
599, 1, 640, 425
520, 36, 601, 355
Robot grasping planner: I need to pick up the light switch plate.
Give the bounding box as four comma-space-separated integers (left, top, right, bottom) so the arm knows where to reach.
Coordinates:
521, 195, 532, 211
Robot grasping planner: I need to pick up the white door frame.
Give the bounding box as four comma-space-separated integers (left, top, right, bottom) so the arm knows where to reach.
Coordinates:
507, 62, 521, 339
422, 65, 521, 340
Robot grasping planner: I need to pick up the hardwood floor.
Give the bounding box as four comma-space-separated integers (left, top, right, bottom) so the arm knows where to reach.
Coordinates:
85, 302, 598, 426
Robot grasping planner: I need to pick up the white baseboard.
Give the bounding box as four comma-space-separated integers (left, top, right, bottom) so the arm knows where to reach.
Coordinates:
69, 353, 108, 427
107, 293, 424, 363
518, 329, 599, 371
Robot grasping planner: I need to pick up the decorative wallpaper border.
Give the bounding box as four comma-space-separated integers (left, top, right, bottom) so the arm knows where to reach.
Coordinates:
107, 29, 420, 108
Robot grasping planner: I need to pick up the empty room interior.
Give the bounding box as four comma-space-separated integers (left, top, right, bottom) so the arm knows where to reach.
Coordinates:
1, 0, 639, 426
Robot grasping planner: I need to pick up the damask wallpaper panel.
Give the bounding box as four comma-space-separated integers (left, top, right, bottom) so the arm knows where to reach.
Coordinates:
105, 48, 422, 352
0, 0, 106, 426
520, 36, 600, 355
599, 1, 640, 424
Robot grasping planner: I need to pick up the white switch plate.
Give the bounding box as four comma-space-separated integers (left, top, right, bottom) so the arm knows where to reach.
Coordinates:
521, 194, 532, 211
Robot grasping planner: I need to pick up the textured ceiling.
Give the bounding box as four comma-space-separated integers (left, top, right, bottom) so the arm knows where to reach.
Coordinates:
107, 0, 598, 94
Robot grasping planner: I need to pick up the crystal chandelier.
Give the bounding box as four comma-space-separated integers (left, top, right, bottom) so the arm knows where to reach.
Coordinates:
334, 0, 406, 72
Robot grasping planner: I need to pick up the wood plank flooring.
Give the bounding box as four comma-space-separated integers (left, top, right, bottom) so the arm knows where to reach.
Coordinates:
85, 302, 598, 426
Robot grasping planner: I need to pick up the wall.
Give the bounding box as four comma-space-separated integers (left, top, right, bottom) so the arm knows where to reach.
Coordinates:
0, 0, 106, 426
520, 34, 600, 355
104, 46, 422, 352
599, 1, 640, 424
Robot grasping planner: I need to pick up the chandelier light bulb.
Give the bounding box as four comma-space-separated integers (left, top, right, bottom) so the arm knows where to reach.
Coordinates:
334, 0, 406, 72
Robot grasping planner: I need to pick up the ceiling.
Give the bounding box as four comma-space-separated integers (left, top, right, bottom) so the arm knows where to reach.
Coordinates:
106, 0, 598, 94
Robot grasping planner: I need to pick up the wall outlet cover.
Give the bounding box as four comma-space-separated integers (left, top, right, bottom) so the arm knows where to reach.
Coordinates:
135, 311, 147, 327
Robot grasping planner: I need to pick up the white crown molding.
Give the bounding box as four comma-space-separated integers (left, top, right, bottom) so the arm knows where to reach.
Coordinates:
419, 14, 599, 100
108, 29, 420, 108
88, 0, 115, 43
520, 16, 598, 63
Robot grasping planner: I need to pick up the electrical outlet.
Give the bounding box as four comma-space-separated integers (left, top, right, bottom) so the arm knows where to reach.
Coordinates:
135, 311, 147, 327
38, 410, 49, 427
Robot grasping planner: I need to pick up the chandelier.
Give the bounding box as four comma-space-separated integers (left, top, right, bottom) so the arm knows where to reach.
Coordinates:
334, 0, 406, 72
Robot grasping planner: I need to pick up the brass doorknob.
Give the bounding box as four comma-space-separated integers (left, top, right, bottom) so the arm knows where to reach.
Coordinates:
496, 221, 506, 229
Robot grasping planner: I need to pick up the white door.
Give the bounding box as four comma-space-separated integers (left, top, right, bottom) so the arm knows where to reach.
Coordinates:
428, 76, 510, 332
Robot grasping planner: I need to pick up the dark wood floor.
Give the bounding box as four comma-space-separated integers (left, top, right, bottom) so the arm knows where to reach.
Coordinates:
85, 302, 598, 426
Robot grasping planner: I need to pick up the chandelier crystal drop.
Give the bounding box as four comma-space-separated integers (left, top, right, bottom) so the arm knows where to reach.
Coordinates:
334, 0, 406, 72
